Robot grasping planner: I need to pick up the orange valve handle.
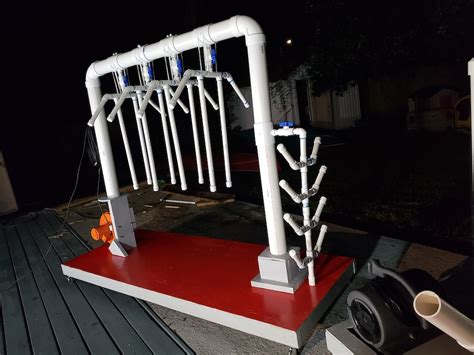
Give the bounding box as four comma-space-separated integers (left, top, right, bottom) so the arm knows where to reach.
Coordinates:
90, 212, 115, 244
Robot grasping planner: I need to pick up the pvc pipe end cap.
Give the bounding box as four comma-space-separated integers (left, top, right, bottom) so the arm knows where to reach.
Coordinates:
210, 186, 217, 192
315, 137, 322, 143
320, 196, 327, 203
279, 179, 287, 187
133, 185, 140, 190
147, 180, 153, 185
153, 186, 160, 192
320, 165, 327, 173
283, 213, 291, 221
226, 181, 232, 188
183, 108, 190, 114
107, 116, 114, 122
244, 102, 250, 108
87, 121, 94, 127
212, 104, 219, 111
181, 185, 188, 191
168, 103, 176, 110
289, 249, 297, 257
276, 143, 285, 151
321, 225, 328, 232
198, 179, 205, 184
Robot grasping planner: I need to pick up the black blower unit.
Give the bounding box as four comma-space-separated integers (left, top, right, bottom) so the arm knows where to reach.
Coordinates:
347, 260, 442, 352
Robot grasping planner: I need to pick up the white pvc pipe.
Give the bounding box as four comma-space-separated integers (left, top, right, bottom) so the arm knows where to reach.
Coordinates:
85, 15, 287, 256
168, 87, 189, 114
283, 213, 303, 236
216, 78, 232, 188
414, 291, 474, 352
288, 249, 305, 269
131, 96, 152, 185
136, 91, 159, 191
116, 106, 139, 190
312, 196, 327, 224
315, 225, 327, 253
277, 144, 299, 170
88, 94, 111, 127
186, 84, 204, 184
137, 83, 156, 117
163, 85, 187, 190
279, 180, 301, 203
148, 99, 162, 115
197, 76, 216, 192
107, 87, 134, 122
156, 89, 176, 184
310, 137, 322, 163
204, 88, 219, 110
226, 75, 250, 108
312, 165, 327, 191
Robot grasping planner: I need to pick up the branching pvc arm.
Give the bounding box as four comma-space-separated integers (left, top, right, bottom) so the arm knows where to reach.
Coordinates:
312, 196, 327, 224
314, 225, 328, 253
276, 144, 299, 170
226, 75, 250, 108
283, 213, 304, 236
310, 166, 327, 192
168, 87, 189, 113
107, 87, 136, 122
279, 180, 301, 203
309, 137, 322, 165
88, 94, 116, 127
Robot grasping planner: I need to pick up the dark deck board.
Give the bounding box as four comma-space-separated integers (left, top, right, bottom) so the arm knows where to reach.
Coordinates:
43, 211, 190, 355
1, 211, 193, 355
0, 227, 31, 354
22, 221, 117, 354
5, 225, 59, 354
34, 214, 152, 354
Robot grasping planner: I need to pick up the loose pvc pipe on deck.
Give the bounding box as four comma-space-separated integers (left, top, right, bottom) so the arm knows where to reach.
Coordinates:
414, 291, 474, 352
136, 91, 159, 191
156, 89, 176, 184
85, 16, 287, 255
163, 86, 187, 190
131, 96, 152, 185
197, 76, 216, 192
186, 84, 204, 184
116, 104, 139, 190
216, 77, 232, 188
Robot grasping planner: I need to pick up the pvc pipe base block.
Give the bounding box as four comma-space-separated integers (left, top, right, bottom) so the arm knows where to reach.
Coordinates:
62, 229, 354, 348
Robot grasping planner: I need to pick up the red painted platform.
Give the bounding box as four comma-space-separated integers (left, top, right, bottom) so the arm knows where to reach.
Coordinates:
62, 230, 354, 348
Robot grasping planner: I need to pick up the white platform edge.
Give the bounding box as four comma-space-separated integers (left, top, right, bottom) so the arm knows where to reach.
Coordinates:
62, 259, 355, 348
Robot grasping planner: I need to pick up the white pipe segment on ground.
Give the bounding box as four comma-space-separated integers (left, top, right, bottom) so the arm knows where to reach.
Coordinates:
414, 291, 474, 352
136, 91, 159, 191
197, 76, 217, 192
163, 85, 187, 191
85, 15, 287, 255
131, 96, 153, 185
186, 84, 205, 184
116, 107, 139, 190
216, 77, 232, 188
156, 88, 176, 185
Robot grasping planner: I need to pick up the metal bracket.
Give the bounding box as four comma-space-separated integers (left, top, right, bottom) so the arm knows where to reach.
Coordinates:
99, 194, 136, 257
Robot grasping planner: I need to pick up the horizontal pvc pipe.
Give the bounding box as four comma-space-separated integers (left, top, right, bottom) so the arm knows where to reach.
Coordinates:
312, 196, 327, 224
116, 107, 139, 190
132, 96, 152, 185
279, 180, 301, 203
156, 89, 176, 184
186, 84, 204, 184
217, 78, 232, 188
283, 213, 303, 236
414, 291, 474, 352
314, 225, 328, 253
277, 144, 299, 170
163, 86, 187, 190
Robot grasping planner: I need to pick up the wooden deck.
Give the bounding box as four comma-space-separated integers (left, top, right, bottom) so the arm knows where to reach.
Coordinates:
0, 210, 194, 354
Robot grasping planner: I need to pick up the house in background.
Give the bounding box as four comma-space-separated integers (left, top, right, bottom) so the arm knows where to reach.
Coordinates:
228, 65, 362, 131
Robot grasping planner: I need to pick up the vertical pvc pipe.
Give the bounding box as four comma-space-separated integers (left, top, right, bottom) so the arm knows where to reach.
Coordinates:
197, 76, 217, 192
87, 81, 120, 198
246, 35, 286, 255
136, 92, 159, 191
216, 77, 232, 188
186, 84, 204, 184
163, 85, 187, 191
156, 88, 176, 185
132, 96, 152, 185
116, 106, 139, 190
